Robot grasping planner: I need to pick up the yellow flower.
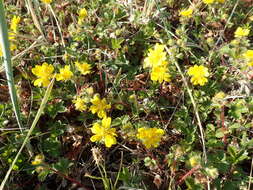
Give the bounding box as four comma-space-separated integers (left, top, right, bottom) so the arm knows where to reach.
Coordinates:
41, 0, 52, 3
90, 94, 111, 118
203, 0, 215, 4
143, 43, 168, 68
234, 27, 250, 38
136, 127, 165, 149
56, 65, 73, 81
216, 0, 225, 3
31, 154, 45, 173
75, 61, 92, 75
0, 42, 17, 57
32, 62, 54, 87
10, 16, 21, 33
10, 43, 17, 51
79, 8, 87, 18
188, 65, 209, 86
90, 117, 117, 148
0, 45, 2, 57
8, 32, 16, 40
72, 97, 87, 111
78, 8, 88, 25
179, 8, 193, 18
31, 154, 44, 165
188, 154, 201, 168
243, 50, 253, 66
150, 66, 171, 83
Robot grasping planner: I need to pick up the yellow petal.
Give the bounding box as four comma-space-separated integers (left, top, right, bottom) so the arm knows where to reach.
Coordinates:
104, 135, 116, 148
90, 135, 102, 142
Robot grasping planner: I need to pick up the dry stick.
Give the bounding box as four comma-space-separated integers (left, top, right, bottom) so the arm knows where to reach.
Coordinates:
163, 45, 210, 190
25, 0, 46, 39
48, 4, 66, 48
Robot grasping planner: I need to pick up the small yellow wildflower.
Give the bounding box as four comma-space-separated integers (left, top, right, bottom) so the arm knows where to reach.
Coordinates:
75, 61, 92, 75
188, 65, 209, 86
56, 65, 73, 81
143, 43, 168, 68
32, 62, 54, 87
0, 45, 2, 57
234, 27, 250, 38
79, 8, 88, 18
8, 32, 16, 40
10, 16, 21, 33
136, 127, 165, 149
188, 154, 201, 168
72, 97, 87, 111
78, 8, 88, 25
90, 94, 111, 118
31, 154, 44, 165
10, 43, 17, 51
243, 50, 253, 66
216, 0, 225, 3
90, 117, 117, 148
179, 8, 193, 18
203, 0, 215, 4
31, 154, 45, 173
150, 66, 171, 83
41, 0, 52, 3
0, 42, 17, 57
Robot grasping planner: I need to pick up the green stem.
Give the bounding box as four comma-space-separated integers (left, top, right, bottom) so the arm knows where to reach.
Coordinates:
0, 0, 23, 132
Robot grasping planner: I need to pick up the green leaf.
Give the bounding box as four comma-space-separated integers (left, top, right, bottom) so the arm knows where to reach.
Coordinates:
52, 158, 73, 175
228, 99, 248, 119
43, 137, 61, 158
45, 101, 66, 119
38, 169, 51, 182
111, 38, 124, 49
215, 128, 225, 138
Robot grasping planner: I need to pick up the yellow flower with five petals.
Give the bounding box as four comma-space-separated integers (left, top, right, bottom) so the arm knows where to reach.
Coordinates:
32, 63, 54, 87
75, 61, 92, 75
150, 65, 171, 83
56, 65, 73, 81
234, 27, 250, 38
10, 16, 21, 33
90, 94, 111, 118
72, 97, 87, 111
179, 8, 193, 18
136, 127, 165, 149
188, 65, 209, 86
143, 43, 168, 68
243, 50, 253, 66
90, 117, 117, 148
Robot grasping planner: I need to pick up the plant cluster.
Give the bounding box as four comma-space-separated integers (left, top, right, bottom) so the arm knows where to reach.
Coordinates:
0, 0, 253, 189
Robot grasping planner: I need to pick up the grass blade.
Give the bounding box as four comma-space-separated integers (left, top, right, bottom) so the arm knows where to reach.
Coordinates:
0, 78, 55, 190
0, 0, 23, 131
25, 0, 46, 39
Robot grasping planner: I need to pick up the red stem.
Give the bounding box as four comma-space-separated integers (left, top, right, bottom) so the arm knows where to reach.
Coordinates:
177, 165, 201, 185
